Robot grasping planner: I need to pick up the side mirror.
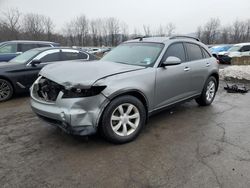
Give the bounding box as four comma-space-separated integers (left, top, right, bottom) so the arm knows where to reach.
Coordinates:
162, 56, 181, 66
31, 60, 41, 67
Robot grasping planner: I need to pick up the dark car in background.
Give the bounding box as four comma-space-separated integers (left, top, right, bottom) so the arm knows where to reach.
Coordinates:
210, 44, 233, 63
0, 40, 59, 62
0, 47, 96, 102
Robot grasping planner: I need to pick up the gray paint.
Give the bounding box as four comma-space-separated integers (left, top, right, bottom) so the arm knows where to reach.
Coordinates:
30, 37, 219, 136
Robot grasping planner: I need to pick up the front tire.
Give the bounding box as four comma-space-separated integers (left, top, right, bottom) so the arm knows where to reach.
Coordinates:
196, 76, 217, 106
100, 95, 146, 144
0, 79, 13, 102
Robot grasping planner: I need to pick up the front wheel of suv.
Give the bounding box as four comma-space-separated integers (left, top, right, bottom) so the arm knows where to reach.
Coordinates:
100, 95, 146, 144
196, 76, 217, 106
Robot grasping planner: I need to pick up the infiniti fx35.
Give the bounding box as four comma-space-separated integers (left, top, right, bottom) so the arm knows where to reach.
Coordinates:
30, 36, 219, 144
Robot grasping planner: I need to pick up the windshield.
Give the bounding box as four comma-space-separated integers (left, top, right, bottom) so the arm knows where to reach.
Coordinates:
9, 49, 41, 64
101, 42, 164, 67
228, 46, 241, 52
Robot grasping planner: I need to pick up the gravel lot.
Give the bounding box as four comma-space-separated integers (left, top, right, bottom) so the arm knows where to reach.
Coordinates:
0, 81, 250, 188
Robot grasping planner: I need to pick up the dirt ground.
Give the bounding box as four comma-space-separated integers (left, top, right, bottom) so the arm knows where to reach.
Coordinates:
0, 81, 250, 188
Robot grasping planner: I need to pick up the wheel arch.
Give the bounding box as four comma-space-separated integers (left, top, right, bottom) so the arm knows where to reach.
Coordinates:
0, 75, 15, 93
208, 72, 219, 91
98, 89, 149, 127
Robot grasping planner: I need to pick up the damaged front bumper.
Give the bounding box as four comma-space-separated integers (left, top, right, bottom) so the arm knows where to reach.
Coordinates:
30, 86, 110, 136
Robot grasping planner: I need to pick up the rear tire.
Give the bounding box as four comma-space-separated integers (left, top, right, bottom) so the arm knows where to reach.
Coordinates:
100, 95, 146, 144
0, 79, 13, 102
196, 76, 217, 106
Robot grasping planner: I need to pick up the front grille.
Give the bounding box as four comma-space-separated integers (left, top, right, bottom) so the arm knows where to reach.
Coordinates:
36, 77, 63, 102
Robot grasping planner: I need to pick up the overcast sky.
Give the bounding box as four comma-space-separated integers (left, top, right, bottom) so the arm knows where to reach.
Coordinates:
0, 0, 250, 34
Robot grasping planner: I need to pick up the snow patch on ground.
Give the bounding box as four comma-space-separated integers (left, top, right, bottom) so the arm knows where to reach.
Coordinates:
220, 65, 250, 81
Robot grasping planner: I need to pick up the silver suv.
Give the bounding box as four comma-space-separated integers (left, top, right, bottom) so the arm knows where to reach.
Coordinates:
30, 36, 219, 144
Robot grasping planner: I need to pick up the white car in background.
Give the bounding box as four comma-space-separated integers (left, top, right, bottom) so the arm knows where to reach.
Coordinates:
226, 43, 250, 58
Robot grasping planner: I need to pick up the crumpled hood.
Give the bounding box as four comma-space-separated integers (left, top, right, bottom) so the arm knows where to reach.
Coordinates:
39, 60, 145, 88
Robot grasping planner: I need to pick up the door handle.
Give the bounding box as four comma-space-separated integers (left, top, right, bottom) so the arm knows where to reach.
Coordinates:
184, 67, 190, 71
206, 62, 211, 67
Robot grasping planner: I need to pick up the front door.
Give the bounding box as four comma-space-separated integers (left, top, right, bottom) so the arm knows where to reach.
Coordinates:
154, 42, 191, 109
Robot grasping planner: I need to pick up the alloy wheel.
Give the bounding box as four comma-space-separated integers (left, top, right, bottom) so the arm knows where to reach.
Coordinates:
110, 103, 140, 137
0, 80, 11, 101
206, 80, 215, 102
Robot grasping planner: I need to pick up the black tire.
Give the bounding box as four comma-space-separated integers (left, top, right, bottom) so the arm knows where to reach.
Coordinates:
0, 79, 14, 102
100, 95, 146, 144
196, 76, 217, 106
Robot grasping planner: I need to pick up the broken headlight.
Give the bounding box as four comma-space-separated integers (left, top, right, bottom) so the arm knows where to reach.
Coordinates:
62, 86, 106, 98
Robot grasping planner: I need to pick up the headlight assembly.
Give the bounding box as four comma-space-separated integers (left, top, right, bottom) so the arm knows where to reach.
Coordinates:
62, 86, 106, 98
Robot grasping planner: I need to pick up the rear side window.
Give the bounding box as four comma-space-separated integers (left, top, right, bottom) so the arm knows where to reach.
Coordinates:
202, 48, 211, 58
185, 43, 203, 61
39, 52, 60, 62
20, 43, 38, 52
240, 45, 250, 52
62, 51, 80, 60
0, 43, 17, 53
37, 44, 52, 48
162, 43, 186, 62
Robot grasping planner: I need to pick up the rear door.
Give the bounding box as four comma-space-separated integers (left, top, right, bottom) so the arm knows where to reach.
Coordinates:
155, 42, 191, 108
184, 42, 210, 95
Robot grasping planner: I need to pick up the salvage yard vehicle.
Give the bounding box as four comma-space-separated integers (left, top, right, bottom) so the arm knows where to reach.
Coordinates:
0, 40, 59, 62
30, 36, 219, 144
219, 43, 250, 64
0, 47, 96, 102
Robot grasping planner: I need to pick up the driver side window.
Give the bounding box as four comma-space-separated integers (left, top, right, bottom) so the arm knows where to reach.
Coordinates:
162, 43, 186, 63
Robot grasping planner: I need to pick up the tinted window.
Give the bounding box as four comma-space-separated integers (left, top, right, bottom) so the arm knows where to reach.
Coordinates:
39, 52, 60, 62
37, 44, 52, 48
62, 51, 80, 60
240, 45, 250, 52
185, 43, 203, 61
20, 43, 38, 52
162, 43, 186, 62
0, 43, 17, 53
202, 48, 211, 58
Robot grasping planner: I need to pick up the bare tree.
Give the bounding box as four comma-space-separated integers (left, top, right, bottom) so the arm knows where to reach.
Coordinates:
90, 20, 99, 46
0, 8, 21, 40
202, 18, 221, 44
43, 17, 54, 41
107, 17, 120, 46
220, 26, 231, 44
143, 25, 151, 36
196, 26, 203, 39
231, 20, 247, 43
22, 13, 46, 40
166, 23, 176, 36
120, 21, 129, 42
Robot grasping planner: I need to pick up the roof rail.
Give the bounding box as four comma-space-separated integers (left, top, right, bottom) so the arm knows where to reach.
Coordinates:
133, 36, 149, 41
169, 35, 200, 42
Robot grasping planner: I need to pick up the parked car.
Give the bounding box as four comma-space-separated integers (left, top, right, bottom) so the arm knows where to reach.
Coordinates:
219, 43, 250, 64
0, 40, 59, 62
210, 44, 233, 63
30, 36, 219, 144
0, 47, 96, 102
